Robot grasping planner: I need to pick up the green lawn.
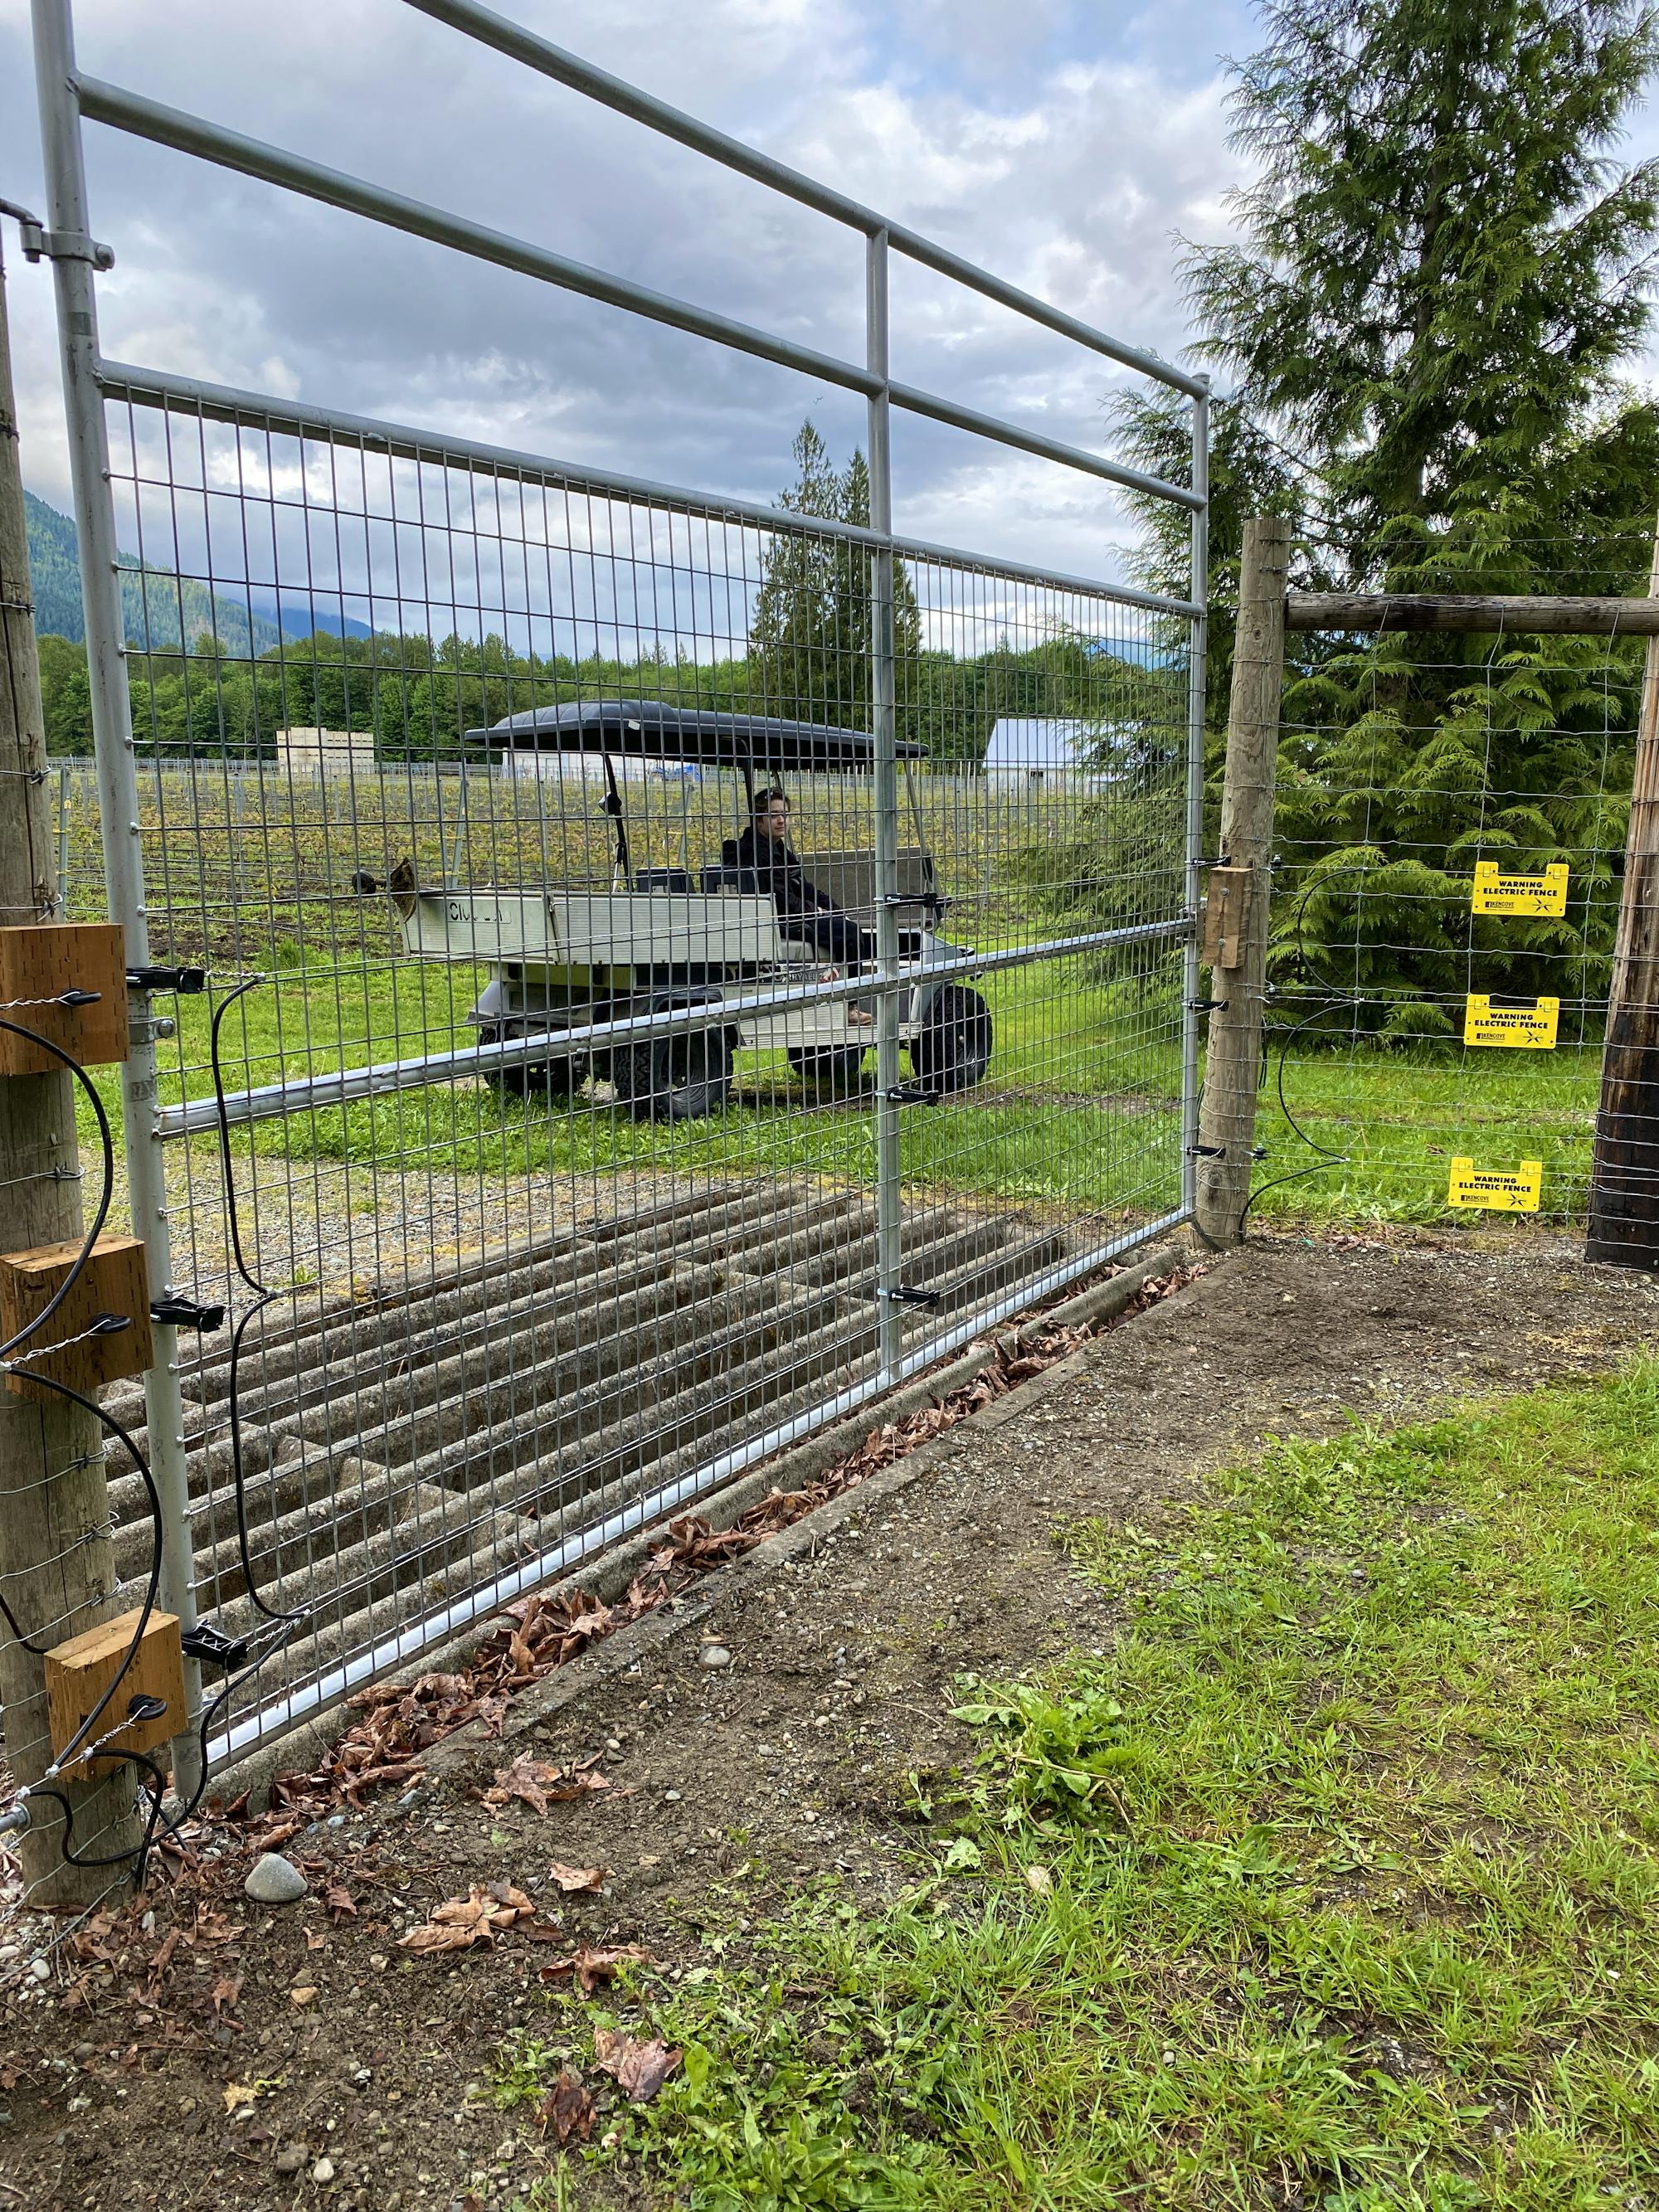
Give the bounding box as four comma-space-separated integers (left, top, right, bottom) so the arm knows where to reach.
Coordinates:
86, 949, 1597, 1235
501, 1362, 1659, 2208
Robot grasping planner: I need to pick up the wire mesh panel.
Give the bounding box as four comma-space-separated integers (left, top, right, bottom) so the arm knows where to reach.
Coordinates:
1249, 546, 1641, 1241
53, 395, 1194, 1764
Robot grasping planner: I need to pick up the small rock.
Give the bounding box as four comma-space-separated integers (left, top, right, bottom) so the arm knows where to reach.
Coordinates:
311, 2156, 335, 2184
66, 2096, 90, 2115
28, 1959, 49, 1984
0, 1945, 18, 1964
274, 2147, 304, 2176
664, 1789, 682, 1803
699, 1645, 732, 1670
245, 1853, 309, 1906
326, 1814, 346, 1830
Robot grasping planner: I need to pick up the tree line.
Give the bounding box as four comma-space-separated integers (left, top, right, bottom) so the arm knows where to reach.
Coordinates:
34, 424, 1176, 775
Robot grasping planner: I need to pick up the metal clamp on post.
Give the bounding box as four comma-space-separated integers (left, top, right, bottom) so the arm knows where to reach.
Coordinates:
878, 1284, 942, 1308
149, 1295, 226, 1331
883, 1084, 939, 1106
1188, 996, 1228, 1013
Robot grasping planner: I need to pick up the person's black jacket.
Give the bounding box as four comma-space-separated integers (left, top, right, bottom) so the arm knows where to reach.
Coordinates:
718, 825, 834, 918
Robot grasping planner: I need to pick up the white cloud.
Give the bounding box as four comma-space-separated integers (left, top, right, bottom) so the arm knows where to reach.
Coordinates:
0, 0, 1287, 632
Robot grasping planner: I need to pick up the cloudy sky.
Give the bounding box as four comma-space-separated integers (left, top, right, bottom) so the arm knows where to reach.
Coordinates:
0, 0, 1267, 592
3, 0, 1657, 598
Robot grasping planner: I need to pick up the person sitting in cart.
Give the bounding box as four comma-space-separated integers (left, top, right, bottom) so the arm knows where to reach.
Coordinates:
721, 790, 874, 1016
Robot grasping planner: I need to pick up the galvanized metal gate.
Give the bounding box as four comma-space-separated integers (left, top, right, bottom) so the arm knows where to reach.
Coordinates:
28, 0, 1207, 1777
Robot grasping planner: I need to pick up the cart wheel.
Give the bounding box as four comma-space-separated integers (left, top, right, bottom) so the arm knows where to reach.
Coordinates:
786, 1045, 868, 1093
614, 1028, 734, 1121
477, 1023, 586, 1101
908, 984, 993, 1094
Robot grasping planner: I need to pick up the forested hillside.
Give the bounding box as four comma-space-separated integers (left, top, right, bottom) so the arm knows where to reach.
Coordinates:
25, 489, 284, 656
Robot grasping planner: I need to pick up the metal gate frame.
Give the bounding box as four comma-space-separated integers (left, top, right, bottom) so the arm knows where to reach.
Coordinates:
28, 0, 1208, 1773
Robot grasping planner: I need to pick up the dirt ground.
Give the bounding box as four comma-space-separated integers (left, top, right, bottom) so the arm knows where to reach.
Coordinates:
5, 1228, 1657, 2212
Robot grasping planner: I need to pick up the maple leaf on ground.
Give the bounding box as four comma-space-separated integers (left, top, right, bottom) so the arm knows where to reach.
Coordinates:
324, 1882, 358, 1922
592, 2028, 682, 2103
546, 1861, 606, 1894
537, 2068, 596, 2144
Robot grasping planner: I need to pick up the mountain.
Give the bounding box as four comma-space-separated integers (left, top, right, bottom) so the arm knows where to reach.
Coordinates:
25, 489, 285, 656
241, 586, 374, 642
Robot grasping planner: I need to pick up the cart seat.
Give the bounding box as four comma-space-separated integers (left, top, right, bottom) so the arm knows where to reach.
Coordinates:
793, 847, 941, 921
700, 863, 761, 893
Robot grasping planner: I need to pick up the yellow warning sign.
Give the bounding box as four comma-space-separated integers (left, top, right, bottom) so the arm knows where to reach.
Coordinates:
1463, 994, 1559, 1050
1471, 861, 1569, 918
1447, 1157, 1543, 1213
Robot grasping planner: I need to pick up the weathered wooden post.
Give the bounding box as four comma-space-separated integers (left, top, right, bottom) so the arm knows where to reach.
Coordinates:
0, 223, 145, 1897
1194, 516, 1292, 1245
1586, 523, 1659, 1269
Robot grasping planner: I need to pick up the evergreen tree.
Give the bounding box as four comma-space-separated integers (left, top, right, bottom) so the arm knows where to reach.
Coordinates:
749, 421, 922, 730
1112, 0, 1659, 1030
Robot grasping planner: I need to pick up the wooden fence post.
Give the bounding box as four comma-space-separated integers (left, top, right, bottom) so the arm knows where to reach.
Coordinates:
1194, 515, 1292, 1246
1586, 521, 1659, 1269
0, 228, 144, 1899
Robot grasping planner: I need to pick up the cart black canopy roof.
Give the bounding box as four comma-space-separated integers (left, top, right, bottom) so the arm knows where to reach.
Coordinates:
471, 699, 925, 769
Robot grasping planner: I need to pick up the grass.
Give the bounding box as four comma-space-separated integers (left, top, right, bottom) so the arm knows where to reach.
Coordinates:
498, 1362, 1659, 2208
51, 764, 1599, 1232
75, 943, 1597, 1237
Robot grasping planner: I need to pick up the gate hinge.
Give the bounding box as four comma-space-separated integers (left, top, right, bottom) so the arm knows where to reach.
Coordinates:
149, 1295, 226, 1331
15, 216, 114, 271
883, 1084, 939, 1106
878, 1284, 943, 1308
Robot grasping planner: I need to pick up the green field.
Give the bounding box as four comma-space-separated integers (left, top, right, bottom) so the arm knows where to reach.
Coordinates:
55, 765, 1600, 1240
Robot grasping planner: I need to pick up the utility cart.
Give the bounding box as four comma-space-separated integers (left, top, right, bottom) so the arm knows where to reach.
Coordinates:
373, 701, 994, 1119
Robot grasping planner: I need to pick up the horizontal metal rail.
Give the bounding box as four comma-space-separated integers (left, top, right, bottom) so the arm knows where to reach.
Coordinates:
204, 1205, 1187, 1768
400, 0, 1205, 399
75, 76, 1199, 512
158, 914, 1190, 1139
94, 360, 1204, 619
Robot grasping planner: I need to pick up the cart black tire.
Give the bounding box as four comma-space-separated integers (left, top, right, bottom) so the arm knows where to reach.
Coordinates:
908, 984, 993, 1094
786, 1045, 868, 1093
614, 1028, 734, 1121
477, 1023, 586, 1100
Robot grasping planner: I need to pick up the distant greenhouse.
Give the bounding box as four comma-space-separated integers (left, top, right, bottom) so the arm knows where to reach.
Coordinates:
980, 717, 1124, 787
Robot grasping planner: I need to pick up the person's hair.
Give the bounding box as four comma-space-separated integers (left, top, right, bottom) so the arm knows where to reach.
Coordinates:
753, 787, 789, 814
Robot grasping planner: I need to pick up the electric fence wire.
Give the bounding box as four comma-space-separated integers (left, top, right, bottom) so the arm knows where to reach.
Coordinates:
0, 993, 306, 1889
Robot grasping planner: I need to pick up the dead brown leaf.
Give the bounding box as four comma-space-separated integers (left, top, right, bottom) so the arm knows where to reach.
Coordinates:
537, 1942, 651, 1993
546, 1860, 606, 1894
400, 1882, 536, 1955
592, 2027, 682, 2103
536, 2068, 596, 2144
324, 1881, 358, 1923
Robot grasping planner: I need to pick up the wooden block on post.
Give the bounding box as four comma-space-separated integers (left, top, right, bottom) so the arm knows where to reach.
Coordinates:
1200, 865, 1253, 969
0, 1232, 152, 1399
45, 1608, 184, 1777
0, 923, 128, 1075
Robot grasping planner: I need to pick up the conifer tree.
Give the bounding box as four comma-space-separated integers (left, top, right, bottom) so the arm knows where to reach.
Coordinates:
749, 421, 921, 728
1115, 0, 1659, 1028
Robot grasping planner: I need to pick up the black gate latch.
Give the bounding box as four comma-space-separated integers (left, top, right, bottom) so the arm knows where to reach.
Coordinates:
150, 1295, 227, 1330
